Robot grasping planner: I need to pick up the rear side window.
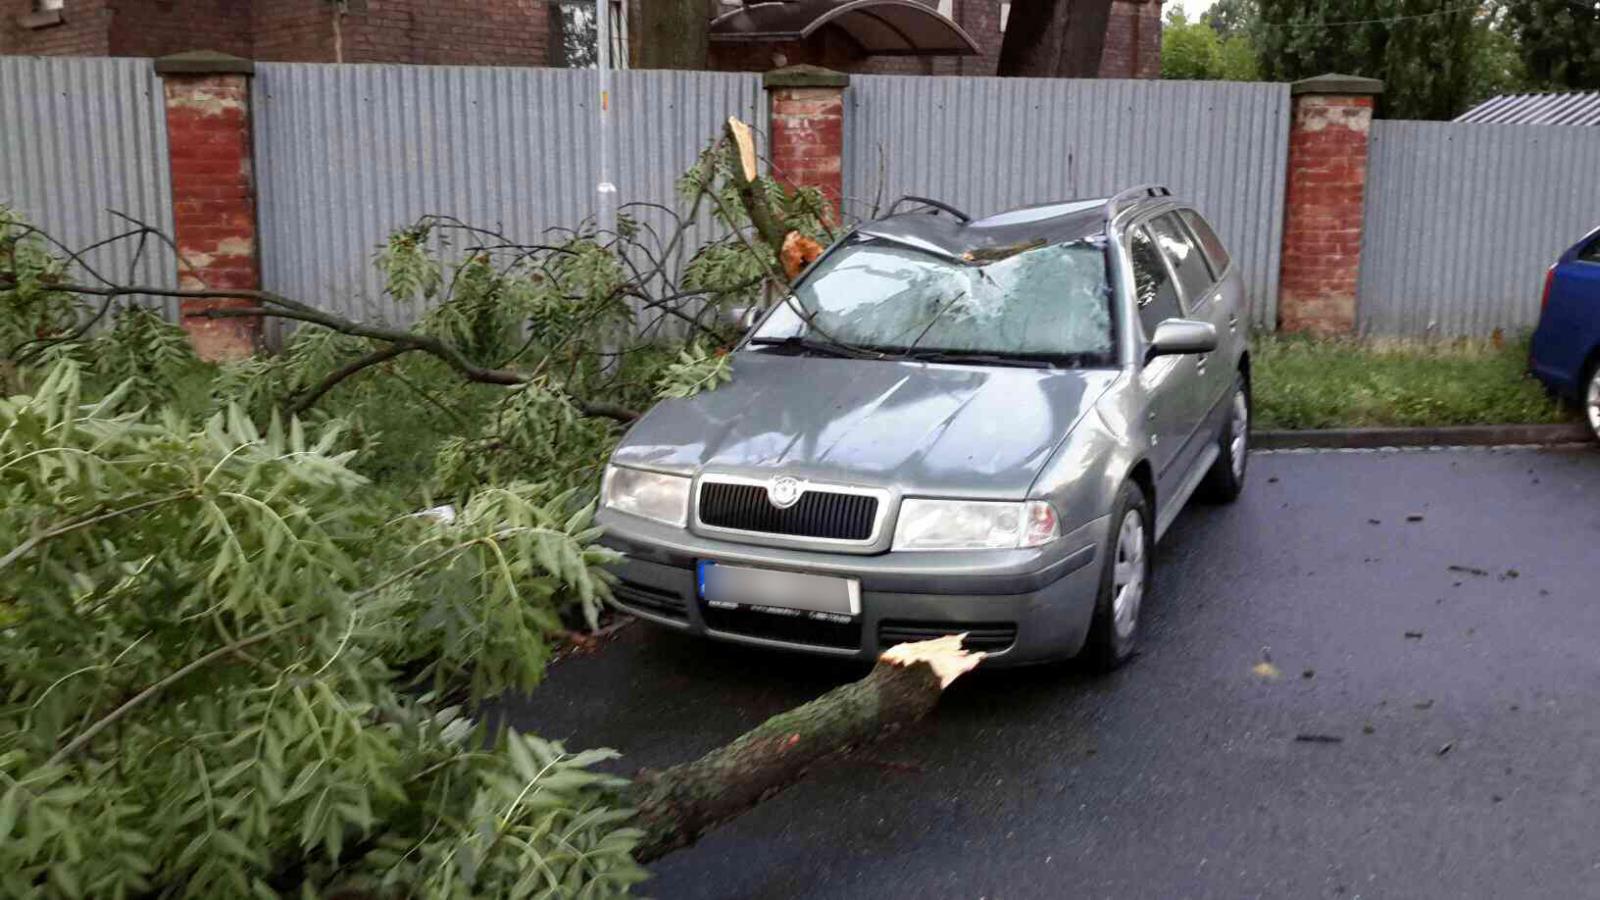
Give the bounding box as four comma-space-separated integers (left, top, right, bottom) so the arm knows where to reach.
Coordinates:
1580, 235, 1600, 263
1178, 209, 1232, 277
1130, 225, 1183, 336
1149, 213, 1215, 307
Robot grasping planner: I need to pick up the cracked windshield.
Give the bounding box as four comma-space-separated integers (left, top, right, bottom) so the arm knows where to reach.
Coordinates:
752, 239, 1115, 361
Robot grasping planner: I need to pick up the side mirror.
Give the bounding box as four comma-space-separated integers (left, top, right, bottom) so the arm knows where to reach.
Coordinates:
1145, 318, 1219, 362
718, 305, 762, 333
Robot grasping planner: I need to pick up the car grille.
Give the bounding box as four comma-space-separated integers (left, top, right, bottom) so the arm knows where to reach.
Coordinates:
698, 481, 878, 542
612, 580, 688, 621
878, 620, 1018, 653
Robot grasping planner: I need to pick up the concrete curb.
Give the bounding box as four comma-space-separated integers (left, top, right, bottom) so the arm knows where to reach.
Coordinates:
1254, 422, 1593, 450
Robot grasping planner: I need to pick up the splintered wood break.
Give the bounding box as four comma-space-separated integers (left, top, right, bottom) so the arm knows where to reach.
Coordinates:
727, 116, 758, 182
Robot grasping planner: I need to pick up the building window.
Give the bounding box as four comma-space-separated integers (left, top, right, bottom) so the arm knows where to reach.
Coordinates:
549, 0, 629, 69
35, 0, 66, 11
1000, 2, 1011, 31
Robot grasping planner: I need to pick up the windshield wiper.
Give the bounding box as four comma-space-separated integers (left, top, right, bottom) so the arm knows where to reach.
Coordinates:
748, 334, 880, 360
897, 349, 1054, 369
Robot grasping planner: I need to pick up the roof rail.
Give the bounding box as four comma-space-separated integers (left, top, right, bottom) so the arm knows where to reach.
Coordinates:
883, 195, 972, 223
1105, 184, 1173, 218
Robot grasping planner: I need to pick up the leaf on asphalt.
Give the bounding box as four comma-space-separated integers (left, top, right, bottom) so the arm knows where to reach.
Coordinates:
1252, 661, 1281, 680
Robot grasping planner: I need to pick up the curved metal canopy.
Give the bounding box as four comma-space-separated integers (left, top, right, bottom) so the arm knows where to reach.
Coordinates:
709, 0, 981, 56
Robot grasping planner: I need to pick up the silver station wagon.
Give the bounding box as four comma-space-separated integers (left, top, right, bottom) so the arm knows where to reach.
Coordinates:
597, 186, 1250, 668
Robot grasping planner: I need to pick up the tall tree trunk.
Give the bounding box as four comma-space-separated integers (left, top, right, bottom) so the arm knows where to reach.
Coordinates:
997, 0, 1118, 77
638, 0, 711, 70
627, 635, 982, 863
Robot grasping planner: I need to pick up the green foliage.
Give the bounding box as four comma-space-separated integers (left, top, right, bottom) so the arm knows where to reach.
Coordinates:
1465, 7, 1531, 105
0, 135, 826, 896
1252, 333, 1569, 429
431, 379, 617, 502
1503, 0, 1600, 90
1252, 0, 1482, 119
655, 344, 733, 399
0, 362, 644, 898
1163, 7, 1261, 80
0, 207, 80, 361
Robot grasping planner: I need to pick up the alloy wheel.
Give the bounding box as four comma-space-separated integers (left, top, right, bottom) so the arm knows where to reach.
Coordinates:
1111, 508, 1147, 640
1588, 368, 1600, 439
1230, 387, 1249, 479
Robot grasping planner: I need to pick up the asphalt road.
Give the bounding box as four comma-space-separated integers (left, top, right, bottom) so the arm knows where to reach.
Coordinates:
497, 445, 1600, 899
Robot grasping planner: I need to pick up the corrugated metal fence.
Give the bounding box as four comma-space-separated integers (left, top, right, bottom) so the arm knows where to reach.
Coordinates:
0, 56, 177, 314
1358, 121, 1600, 337
844, 76, 1292, 328
253, 63, 766, 324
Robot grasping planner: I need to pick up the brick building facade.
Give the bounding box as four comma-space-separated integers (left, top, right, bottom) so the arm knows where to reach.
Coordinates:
3, 0, 549, 65
4, 0, 1157, 78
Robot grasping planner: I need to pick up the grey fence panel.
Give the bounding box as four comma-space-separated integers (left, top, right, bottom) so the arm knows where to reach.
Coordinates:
253, 63, 766, 324
1359, 121, 1600, 337
0, 56, 177, 316
844, 76, 1292, 328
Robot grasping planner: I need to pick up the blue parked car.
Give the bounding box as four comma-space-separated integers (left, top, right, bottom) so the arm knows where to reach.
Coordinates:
1530, 225, 1600, 443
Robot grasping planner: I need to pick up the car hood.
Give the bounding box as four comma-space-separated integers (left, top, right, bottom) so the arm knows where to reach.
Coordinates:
610, 351, 1118, 499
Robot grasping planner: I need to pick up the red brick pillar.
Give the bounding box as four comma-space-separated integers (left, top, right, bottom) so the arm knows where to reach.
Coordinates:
1277, 74, 1384, 335
764, 65, 849, 221
154, 51, 261, 360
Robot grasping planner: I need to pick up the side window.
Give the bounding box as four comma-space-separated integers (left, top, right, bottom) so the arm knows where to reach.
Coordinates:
1580, 235, 1600, 264
1130, 225, 1183, 336
1178, 209, 1232, 278
1149, 213, 1215, 308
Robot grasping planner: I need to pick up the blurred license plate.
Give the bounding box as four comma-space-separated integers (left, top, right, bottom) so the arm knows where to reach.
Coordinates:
698, 561, 859, 622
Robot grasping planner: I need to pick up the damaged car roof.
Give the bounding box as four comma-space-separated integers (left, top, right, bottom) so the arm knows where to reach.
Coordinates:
853, 198, 1112, 261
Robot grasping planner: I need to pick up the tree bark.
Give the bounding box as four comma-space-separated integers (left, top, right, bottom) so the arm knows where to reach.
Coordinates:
997, 0, 1117, 78
627, 635, 982, 863
722, 119, 789, 262
638, 0, 711, 70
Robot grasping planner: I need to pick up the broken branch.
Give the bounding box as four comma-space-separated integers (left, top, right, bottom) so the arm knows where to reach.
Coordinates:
627, 635, 982, 862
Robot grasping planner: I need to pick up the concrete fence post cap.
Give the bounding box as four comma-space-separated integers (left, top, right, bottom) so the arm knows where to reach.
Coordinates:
1291, 73, 1383, 96
763, 65, 850, 90
154, 51, 255, 76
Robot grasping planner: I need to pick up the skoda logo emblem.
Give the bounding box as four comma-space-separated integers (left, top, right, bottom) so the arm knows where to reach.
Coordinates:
767, 476, 805, 509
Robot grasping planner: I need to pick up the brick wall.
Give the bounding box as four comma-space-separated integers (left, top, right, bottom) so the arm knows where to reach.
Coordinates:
765, 67, 847, 220
0, 0, 112, 55
251, 0, 333, 60
1099, 0, 1161, 79
110, 0, 252, 57
1277, 78, 1383, 334
4, 0, 547, 64
159, 59, 261, 358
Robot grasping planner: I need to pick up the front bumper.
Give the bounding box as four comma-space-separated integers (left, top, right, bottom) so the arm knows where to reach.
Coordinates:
597, 510, 1108, 665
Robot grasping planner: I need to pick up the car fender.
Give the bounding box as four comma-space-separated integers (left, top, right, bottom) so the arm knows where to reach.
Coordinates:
1027, 369, 1150, 538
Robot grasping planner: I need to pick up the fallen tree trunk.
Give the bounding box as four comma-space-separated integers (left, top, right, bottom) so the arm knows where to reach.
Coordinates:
627, 635, 983, 863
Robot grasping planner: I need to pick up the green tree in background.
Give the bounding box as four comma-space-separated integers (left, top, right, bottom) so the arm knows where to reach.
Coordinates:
1466, 4, 1530, 105
1204, 0, 1259, 37
1503, 0, 1600, 89
1252, 1, 1481, 119
1163, 8, 1261, 80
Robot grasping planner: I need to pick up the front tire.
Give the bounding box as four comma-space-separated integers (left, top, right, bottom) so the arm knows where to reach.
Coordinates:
1082, 481, 1152, 672
1200, 373, 1250, 502
1585, 361, 1600, 444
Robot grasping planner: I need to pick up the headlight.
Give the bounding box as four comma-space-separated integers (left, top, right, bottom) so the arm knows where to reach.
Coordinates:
892, 499, 1060, 551
601, 465, 690, 527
